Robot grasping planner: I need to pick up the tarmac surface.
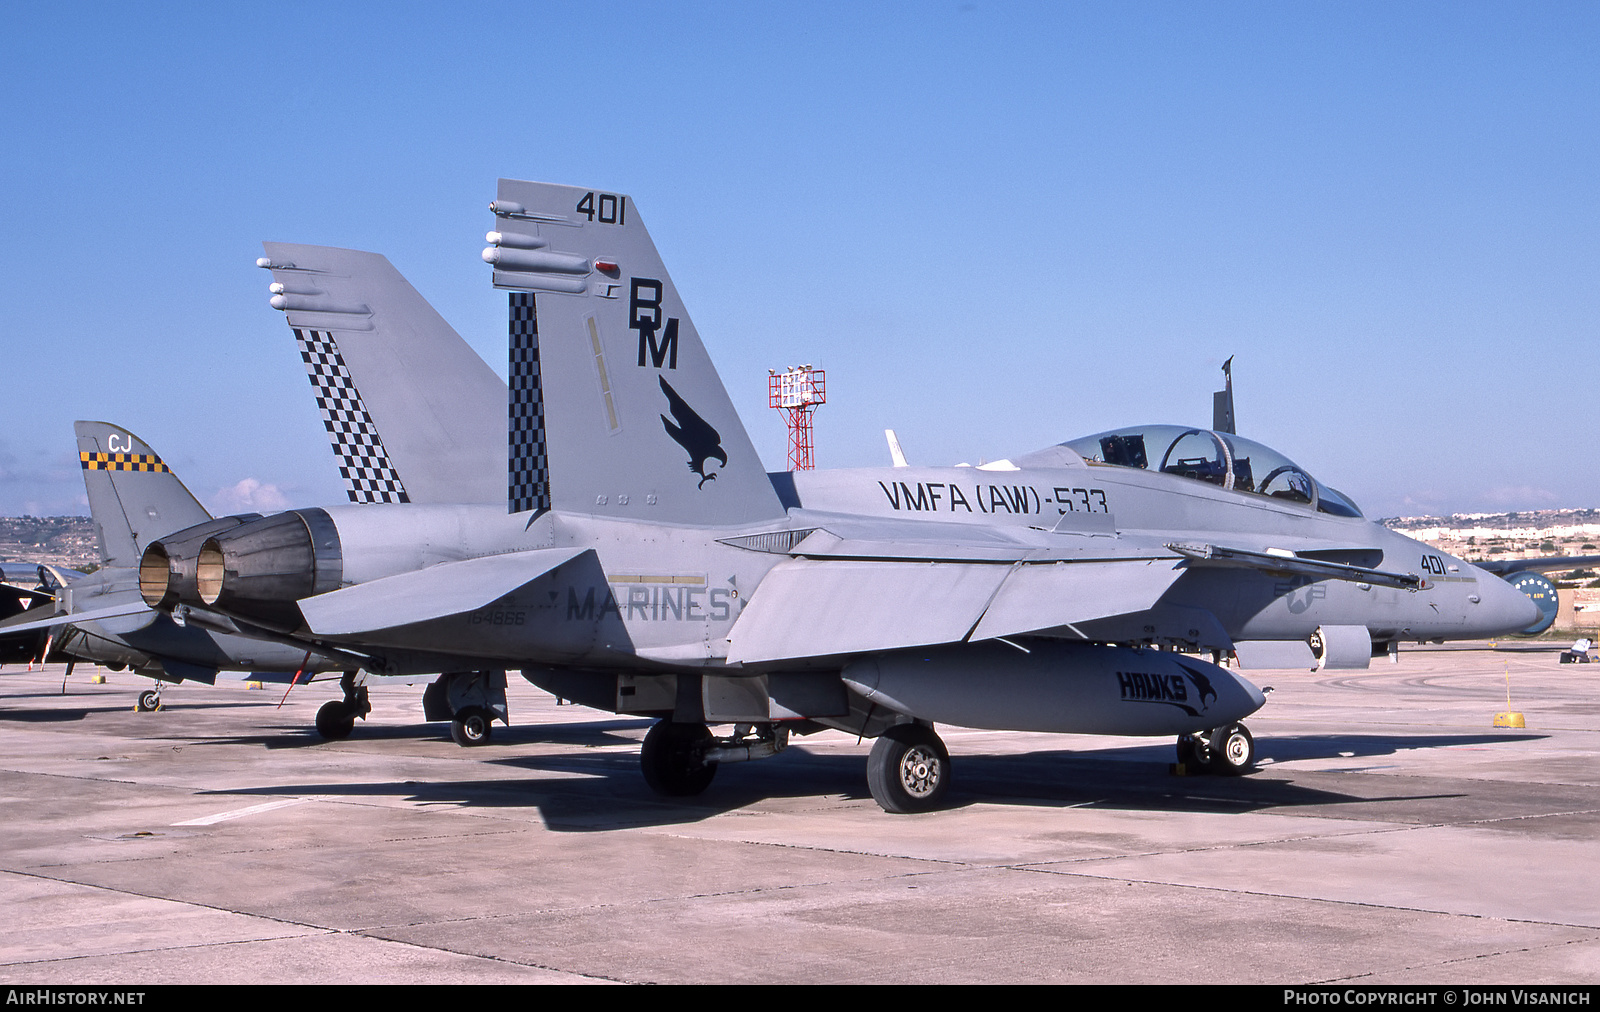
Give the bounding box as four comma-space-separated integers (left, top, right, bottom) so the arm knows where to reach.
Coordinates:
2, 642, 1598, 985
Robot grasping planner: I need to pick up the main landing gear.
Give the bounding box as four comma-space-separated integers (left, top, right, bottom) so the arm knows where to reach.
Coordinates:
135, 687, 163, 712
641, 721, 717, 796
867, 723, 951, 814
636, 717, 951, 814
1176, 722, 1255, 776
638, 720, 791, 798
450, 707, 493, 747
315, 672, 371, 740
422, 671, 509, 748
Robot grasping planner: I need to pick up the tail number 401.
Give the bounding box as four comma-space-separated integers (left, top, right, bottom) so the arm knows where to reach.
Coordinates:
576, 192, 626, 224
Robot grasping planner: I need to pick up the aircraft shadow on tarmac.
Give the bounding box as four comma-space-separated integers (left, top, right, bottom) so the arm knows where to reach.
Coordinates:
173, 716, 657, 751
1254, 731, 1545, 762
0, 703, 103, 723
0, 686, 290, 722
0, 693, 268, 721
184, 727, 1546, 831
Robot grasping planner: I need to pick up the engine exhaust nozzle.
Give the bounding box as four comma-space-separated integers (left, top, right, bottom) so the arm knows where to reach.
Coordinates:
196, 508, 343, 631
139, 514, 264, 610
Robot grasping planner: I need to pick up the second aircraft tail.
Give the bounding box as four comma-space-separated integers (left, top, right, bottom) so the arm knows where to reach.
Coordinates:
75, 421, 212, 569
259, 243, 507, 505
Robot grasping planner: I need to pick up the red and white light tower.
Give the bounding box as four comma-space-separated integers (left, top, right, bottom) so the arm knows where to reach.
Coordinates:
769, 364, 826, 471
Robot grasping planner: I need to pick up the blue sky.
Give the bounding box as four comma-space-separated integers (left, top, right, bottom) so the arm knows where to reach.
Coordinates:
2, 1, 1595, 519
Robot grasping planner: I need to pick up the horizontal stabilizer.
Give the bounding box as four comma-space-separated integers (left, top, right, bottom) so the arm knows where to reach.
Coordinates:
969, 559, 1184, 641
0, 600, 152, 635
1167, 542, 1421, 590
726, 559, 1009, 664
299, 547, 587, 636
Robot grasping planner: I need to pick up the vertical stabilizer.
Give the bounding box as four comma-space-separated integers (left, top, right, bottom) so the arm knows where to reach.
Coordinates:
259, 243, 507, 505
484, 180, 785, 526
75, 421, 211, 568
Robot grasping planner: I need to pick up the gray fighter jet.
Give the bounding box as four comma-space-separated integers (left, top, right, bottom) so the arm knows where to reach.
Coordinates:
0, 422, 348, 710
0, 423, 508, 734
1208, 357, 1597, 637
136, 180, 1540, 812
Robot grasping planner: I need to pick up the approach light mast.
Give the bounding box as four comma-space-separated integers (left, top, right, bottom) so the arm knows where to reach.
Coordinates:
769, 364, 825, 471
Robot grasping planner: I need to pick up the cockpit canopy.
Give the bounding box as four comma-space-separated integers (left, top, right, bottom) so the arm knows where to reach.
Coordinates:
1056, 425, 1363, 518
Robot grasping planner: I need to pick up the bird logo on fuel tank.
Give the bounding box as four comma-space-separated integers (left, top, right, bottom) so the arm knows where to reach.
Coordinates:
1115, 660, 1218, 717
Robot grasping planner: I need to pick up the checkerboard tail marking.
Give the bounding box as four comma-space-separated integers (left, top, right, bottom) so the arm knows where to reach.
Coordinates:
508, 292, 551, 515
293, 329, 411, 504
79, 452, 170, 473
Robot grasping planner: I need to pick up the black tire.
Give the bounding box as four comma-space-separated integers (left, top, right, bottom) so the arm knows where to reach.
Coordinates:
450, 706, 493, 747
315, 700, 355, 740
1202, 723, 1255, 776
640, 721, 716, 796
1175, 734, 1200, 769
136, 689, 161, 713
866, 724, 951, 813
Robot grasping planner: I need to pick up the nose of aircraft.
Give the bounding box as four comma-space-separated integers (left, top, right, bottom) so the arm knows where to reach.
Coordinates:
1469, 566, 1542, 636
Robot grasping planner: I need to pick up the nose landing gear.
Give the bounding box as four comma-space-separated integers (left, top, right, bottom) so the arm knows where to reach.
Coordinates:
314, 672, 371, 740
1176, 722, 1255, 776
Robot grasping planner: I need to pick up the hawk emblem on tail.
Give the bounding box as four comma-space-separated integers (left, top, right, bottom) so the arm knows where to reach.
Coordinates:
659, 376, 727, 488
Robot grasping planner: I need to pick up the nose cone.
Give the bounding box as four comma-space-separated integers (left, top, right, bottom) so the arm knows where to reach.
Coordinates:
1469, 566, 1543, 636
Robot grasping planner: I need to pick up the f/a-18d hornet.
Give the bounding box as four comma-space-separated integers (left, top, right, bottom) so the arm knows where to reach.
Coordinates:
0, 420, 515, 738
136, 180, 1539, 812
0, 422, 349, 710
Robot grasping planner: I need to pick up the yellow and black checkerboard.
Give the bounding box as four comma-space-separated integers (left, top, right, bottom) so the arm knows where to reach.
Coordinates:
80, 451, 170, 473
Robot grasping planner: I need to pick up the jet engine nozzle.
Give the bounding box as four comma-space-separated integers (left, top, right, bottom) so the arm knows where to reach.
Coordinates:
194, 508, 344, 632
139, 514, 264, 611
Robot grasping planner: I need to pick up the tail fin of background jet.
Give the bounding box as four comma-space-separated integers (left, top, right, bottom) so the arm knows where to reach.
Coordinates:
484, 180, 785, 527
75, 421, 212, 569
259, 243, 506, 505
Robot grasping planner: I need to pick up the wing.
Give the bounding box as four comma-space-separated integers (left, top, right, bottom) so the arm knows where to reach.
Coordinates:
724, 517, 1185, 664
1473, 554, 1600, 577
